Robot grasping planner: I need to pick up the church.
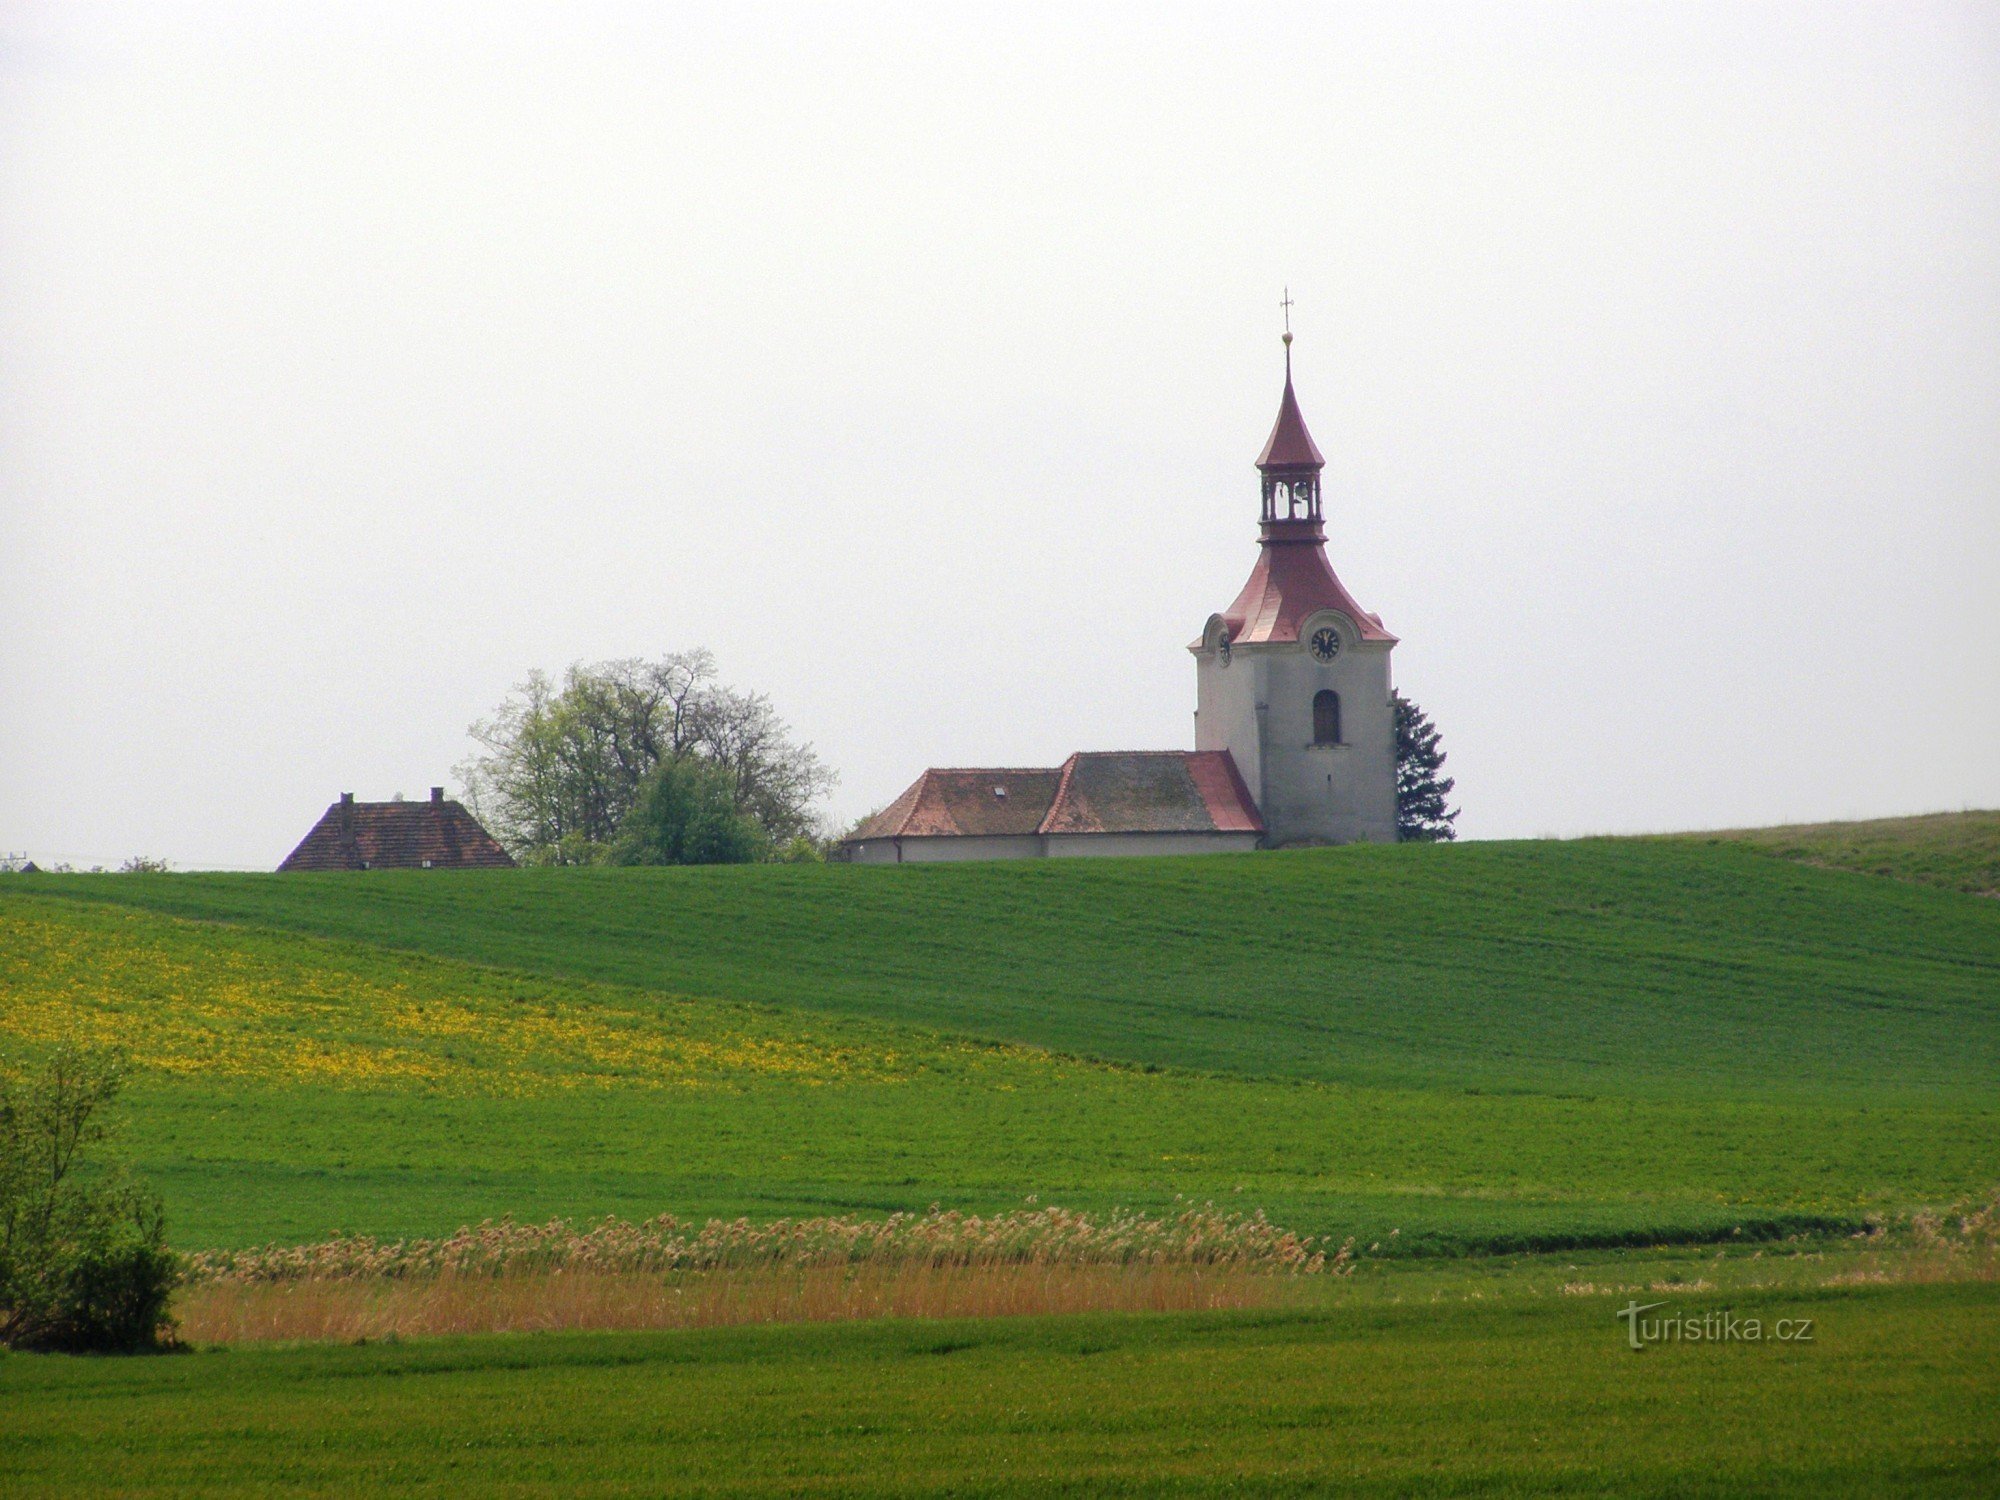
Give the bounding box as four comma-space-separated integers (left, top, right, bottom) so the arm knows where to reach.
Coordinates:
842, 335, 1398, 863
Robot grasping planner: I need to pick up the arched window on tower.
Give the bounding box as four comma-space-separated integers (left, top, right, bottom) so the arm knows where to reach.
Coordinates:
1313, 690, 1342, 746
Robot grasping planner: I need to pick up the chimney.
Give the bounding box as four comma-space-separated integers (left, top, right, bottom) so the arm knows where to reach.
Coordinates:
430, 786, 445, 805
341, 792, 354, 806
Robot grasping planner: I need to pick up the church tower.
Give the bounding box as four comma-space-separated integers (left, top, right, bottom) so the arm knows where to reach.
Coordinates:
1191, 333, 1399, 845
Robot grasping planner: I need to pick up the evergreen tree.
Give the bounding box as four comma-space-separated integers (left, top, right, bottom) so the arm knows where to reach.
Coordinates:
1393, 691, 1459, 842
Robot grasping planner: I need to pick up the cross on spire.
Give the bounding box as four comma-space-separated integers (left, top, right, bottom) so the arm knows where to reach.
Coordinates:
1280, 287, 1294, 340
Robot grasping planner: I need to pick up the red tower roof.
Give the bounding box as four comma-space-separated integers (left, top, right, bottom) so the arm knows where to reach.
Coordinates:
1255, 350, 1325, 470
1198, 342, 1394, 649
1211, 518, 1396, 646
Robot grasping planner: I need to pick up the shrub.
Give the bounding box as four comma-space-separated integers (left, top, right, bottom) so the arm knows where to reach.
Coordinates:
0, 1047, 179, 1352
776, 833, 828, 864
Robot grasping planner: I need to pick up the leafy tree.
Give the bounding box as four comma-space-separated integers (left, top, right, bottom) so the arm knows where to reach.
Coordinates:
0, 1047, 178, 1352
606, 758, 768, 866
459, 652, 835, 865
1393, 691, 1459, 842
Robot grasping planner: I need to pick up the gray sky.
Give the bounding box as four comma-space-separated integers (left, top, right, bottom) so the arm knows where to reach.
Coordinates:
3, 2, 1996, 869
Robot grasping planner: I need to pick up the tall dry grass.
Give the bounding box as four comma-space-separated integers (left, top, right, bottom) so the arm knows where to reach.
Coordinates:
176, 1203, 1347, 1344
1826, 1188, 2000, 1287
177, 1262, 1300, 1343
185, 1202, 1337, 1281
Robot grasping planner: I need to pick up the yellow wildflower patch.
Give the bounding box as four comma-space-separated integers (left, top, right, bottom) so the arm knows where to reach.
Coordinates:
0, 898, 1044, 1096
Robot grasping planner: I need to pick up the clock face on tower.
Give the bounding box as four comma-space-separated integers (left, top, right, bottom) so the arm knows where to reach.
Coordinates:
1309, 626, 1342, 663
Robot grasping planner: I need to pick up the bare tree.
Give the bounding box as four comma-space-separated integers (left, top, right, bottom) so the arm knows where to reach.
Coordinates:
691, 685, 836, 846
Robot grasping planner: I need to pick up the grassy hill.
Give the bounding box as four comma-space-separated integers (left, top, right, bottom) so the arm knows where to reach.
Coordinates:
4, 831, 1995, 1255
17, 837, 2000, 1102
1687, 808, 2000, 898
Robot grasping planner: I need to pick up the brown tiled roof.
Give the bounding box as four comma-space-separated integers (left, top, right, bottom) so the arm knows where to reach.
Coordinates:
1041, 751, 1262, 835
847, 768, 1065, 841
278, 790, 516, 872
846, 751, 1261, 844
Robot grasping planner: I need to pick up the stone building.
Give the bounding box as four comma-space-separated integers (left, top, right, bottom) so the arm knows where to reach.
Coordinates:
844, 338, 1398, 862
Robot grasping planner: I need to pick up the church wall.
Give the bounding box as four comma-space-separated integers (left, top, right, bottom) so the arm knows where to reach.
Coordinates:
845, 831, 1259, 863
848, 834, 1046, 864
1041, 831, 1261, 859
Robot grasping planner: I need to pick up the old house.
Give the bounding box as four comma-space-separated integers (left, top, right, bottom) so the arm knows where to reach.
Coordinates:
278, 788, 515, 871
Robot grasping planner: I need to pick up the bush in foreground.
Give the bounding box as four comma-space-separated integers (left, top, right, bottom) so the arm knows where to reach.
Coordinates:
0, 1047, 178, 1352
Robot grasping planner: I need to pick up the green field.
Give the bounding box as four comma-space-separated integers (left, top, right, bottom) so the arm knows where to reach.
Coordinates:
2, 831, 1996, 1253
4, 822, 1998, 1493
18, 835, 2000, 1099
5, 1281, 1995, 1495
1674, 809, 2000, 898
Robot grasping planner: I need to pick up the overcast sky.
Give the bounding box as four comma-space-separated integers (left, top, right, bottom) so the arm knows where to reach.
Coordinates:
3, 2, 1996, 869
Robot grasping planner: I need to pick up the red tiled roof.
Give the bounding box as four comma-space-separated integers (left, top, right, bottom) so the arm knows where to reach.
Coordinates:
278, 791, 516, 872
1183, 751, 1264, 833
1206, 517, 1397, 648
847, 751, 1261, 844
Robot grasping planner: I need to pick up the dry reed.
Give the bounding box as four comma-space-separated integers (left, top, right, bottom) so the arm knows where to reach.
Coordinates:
176, 1203, 1347, 1345
176, 1262, 1300, 1343
1825, 1188, 2000, 1287
184, 1202, 1338, 1283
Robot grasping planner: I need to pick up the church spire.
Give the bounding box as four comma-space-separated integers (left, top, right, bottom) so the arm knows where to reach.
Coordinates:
1255, 307, 1325, 522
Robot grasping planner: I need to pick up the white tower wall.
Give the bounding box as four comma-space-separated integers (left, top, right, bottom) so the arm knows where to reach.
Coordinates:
1195, 612, 1397, 846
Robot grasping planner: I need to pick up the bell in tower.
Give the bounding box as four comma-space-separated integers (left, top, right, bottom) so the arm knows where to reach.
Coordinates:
1257, 331, 1326, 523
